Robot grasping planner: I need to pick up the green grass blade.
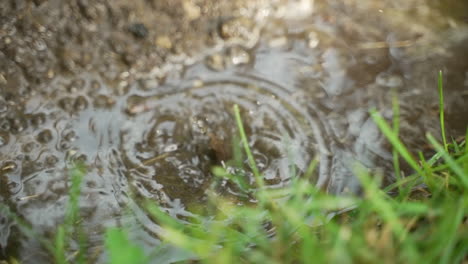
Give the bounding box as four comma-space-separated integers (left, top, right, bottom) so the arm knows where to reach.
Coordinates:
370, 109, 423, 176
438, 70, 448, 152
465, 128, 468, 175
54, 226, 67, 264
105, 228, 147, 264
233, 104, 263, 188
465, 128, 468, 154
392, 91, 402, 194
65, 163, 85, 226
353, 163, 407, 241
52, 163, 86, 264
212, 166, 251, 192
303, 156, 319, 181
426, 133, 468, 188
439, 197, 466, 264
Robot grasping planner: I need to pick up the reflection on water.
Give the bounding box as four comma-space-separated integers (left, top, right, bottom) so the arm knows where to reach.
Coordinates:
0, 0, 467, 262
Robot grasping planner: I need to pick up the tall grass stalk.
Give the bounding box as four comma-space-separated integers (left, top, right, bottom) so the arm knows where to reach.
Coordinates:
392, 91, 402, 194
438, 70, 448, 152
233, 104, 263, 188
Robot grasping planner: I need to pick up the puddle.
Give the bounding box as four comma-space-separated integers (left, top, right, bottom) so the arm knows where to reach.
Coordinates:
1, 0, 468, 262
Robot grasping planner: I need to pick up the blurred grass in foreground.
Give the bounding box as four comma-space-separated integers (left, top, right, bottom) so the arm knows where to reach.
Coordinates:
1, 72, 467, 264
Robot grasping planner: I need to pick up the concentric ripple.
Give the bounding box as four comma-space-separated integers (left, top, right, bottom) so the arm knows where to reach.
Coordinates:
120, 47, 338, 235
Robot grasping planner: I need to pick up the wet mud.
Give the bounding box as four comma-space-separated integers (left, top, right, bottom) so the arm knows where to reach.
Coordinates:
1, 0, 468, 262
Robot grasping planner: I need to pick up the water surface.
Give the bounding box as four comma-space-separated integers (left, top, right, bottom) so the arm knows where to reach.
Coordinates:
0, 0, 467, 262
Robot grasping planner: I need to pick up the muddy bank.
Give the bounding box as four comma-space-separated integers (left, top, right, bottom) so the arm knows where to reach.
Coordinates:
1, 0, 468, 262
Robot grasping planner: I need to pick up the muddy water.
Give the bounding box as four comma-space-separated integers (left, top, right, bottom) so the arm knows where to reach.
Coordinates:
1, 0, 468, 262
